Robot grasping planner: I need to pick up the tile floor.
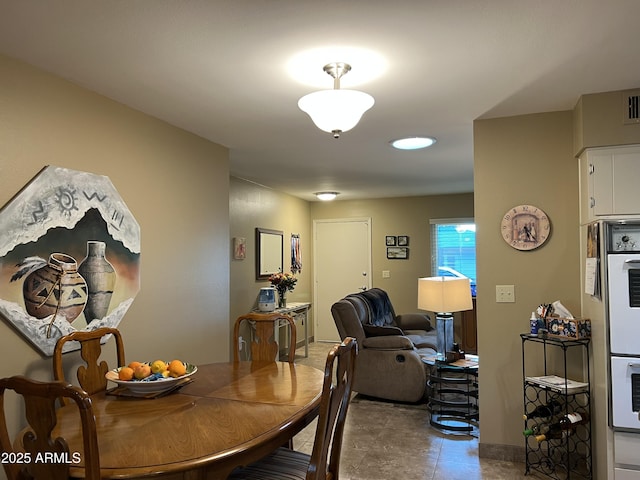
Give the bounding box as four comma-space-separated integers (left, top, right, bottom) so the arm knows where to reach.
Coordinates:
292, 341, 531, 480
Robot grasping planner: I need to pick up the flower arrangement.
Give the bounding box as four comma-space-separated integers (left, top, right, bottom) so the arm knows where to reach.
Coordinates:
268, 272, 297, 308
268, 272, 297, 295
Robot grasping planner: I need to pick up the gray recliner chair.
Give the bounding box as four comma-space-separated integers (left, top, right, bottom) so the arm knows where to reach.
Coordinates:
330, 288, 436, 403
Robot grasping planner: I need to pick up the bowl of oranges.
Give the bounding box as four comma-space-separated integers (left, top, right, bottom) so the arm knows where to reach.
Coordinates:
105, 359, 197, 394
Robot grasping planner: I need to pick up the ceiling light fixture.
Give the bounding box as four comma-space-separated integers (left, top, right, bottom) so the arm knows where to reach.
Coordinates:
391, 136, 437, 150
315, 192, 339, 201
298, 62, 375, 139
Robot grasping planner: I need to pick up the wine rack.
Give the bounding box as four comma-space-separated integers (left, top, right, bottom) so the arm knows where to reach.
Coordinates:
521, 334, 592, 480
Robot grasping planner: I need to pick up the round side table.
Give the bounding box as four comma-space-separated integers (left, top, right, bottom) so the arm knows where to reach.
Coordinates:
422, 354, 479, 434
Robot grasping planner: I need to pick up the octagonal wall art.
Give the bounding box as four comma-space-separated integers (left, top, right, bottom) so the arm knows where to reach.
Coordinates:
0, 166, 140, 356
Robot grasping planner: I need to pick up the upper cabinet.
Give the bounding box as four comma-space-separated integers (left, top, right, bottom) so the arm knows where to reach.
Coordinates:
579, 145, 640, 224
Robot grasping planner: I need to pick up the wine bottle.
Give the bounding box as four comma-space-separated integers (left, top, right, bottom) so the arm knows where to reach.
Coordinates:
523, 425, 543, 437
534, 411, 589, 442
535, 429, 572, 442
524, 422, 552, 437
522, 399, 562, 420
555, 411, 590, 429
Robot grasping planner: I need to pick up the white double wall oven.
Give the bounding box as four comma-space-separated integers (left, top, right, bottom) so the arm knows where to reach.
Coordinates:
606, 222, 640, 433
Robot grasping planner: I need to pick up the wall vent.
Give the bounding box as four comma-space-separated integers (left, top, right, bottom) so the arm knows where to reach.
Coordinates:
623, 89, 640, 124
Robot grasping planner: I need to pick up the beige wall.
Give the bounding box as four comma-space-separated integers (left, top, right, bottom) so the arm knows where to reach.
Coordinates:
229, 177, 312, 341
474, 92, 640, 475
227, 88, 640, 475
310, 194, 474, 315
474, 111, 580, 459
0, 54, 230, 463
574, 89, 640, 155
6, 47, 637, 479
229, 187, 474, 345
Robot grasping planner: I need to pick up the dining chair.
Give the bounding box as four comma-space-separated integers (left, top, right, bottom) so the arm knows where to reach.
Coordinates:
227, 336, 358, 480
0, 375, 101, 480
233, 312, 297, 363
53, 327, 126, 404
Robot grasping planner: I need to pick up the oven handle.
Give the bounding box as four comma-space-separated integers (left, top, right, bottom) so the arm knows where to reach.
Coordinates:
624, 259, 640, 264
629, 363, 640, 368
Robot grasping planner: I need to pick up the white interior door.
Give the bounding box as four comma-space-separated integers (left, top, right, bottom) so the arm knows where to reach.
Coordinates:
313, 218, 371, 342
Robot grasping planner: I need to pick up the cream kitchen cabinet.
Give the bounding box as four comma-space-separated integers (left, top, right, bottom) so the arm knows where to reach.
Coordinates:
579, 145, 640, 224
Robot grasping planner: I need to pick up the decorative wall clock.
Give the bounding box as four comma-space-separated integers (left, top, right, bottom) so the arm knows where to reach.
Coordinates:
501, 204, 550, 251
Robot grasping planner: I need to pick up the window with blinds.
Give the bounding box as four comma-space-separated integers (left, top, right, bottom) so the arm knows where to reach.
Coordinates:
430, 218, 476, 296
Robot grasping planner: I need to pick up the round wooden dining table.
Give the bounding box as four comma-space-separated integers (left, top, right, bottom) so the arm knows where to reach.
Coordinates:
51, 361, 325, 479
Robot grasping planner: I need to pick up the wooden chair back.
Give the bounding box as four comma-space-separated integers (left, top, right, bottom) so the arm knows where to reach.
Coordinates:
0, 375, 100, 480
53, 327, 125, 404
307, 336, 358, 480
226, 337, 358, 480
233, 313, 296, 363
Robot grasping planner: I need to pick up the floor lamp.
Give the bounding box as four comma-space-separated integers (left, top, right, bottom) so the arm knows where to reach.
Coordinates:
418, 276, 473, 361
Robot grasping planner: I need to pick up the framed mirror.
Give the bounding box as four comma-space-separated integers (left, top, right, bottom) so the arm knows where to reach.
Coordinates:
255, 228, 283, 280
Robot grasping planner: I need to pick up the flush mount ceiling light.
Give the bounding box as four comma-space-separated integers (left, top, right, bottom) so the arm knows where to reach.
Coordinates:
298, 62, 374, 139
390, 136, 437, 150
315, 191, 339, 201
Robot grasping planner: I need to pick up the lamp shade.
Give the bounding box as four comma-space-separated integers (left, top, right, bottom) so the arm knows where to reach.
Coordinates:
418, 276, 473, 313
298, 89, 375, 134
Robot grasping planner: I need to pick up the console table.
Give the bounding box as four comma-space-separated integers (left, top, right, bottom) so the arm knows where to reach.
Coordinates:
423, 354, 479, 435
252, 302, 310, 358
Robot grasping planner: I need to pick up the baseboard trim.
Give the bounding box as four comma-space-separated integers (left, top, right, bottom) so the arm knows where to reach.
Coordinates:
478, 442, 525, 463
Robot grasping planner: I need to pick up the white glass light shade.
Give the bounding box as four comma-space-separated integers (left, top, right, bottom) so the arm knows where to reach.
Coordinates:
417, 276, 472, 313
315, 192, 339, 201
298, 89, 375, 134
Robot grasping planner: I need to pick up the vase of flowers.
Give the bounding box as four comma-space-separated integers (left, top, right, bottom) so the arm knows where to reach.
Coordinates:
268, 272, 297, 308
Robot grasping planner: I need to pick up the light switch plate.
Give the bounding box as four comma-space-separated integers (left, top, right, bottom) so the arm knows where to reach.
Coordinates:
496, 284, 515, 303
382, 270, 390, 278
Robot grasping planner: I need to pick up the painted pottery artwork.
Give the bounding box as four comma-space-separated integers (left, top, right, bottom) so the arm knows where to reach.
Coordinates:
78, 241, 116, 321
22, 253, 88, 322
0, 166, 141, 356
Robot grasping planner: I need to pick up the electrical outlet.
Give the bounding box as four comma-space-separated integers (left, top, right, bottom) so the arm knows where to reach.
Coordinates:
382, 270, 390, 278
238, 336, 244, 351
496, 285, 515, 303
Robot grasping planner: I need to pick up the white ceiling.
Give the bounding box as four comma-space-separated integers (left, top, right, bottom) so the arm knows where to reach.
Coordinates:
1, 1, 639, 201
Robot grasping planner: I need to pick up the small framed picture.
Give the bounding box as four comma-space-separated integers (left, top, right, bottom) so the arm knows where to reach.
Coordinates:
233, 237, 246, 260
397, 235, 409, 246
385, 236, 397, 246
387, 246, 409, 259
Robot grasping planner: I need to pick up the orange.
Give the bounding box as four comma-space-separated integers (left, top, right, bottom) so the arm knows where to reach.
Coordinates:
128, 361, 143, 370
118, 366, 134, 381
168, 360, 186, 378
134, 364, 152, 380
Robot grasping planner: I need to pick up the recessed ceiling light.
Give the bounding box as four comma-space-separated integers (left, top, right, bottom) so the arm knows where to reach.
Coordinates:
315, 192, 339, 201
390, 136, 436, 150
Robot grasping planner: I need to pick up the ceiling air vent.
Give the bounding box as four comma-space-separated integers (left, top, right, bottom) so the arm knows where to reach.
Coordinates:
623, 89, 640, 124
